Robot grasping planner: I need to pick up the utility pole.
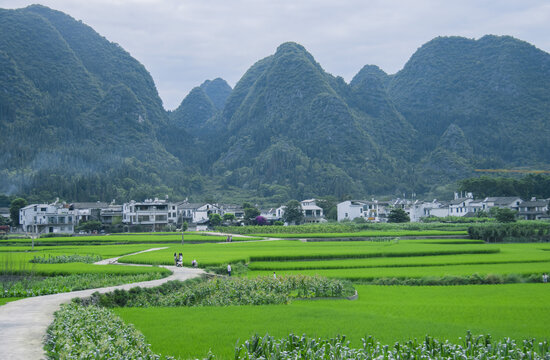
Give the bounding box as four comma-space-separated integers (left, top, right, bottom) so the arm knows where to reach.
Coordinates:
152, 206, 156, 232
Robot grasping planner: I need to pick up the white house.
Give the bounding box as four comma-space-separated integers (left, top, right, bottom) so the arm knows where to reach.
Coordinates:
122, 199, 173, 231
337, 200, 384, 222
300, 199, 324, 223
260, 208, 279, 223
20, 203, 75, 234
177, 202, 221, 225
277, 199, 325, 223
407, 200, 443, 222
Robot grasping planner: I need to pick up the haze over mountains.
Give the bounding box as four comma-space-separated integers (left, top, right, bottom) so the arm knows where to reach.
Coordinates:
1, 5, 549, 203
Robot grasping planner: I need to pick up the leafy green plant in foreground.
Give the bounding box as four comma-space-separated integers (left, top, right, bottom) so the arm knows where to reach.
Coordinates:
45, 303, 172, 360
235, 332, 550, 360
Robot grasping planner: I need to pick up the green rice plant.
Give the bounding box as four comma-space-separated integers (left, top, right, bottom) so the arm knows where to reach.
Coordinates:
248, 230, 468, 238
248, 243, 550, 271
115, 284, 550, 359
248, 261, 550, 282
0, 233, 259, 246
45, 303, 171, 359
118, 240, 499, 267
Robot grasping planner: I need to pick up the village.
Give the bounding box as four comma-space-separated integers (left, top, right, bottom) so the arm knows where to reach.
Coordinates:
5, 193, 549, 236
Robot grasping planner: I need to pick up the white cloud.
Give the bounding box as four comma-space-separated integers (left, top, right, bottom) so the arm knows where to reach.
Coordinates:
1, 0, 549, 109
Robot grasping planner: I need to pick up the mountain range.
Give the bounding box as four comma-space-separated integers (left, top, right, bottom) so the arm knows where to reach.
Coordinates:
1, 5, 549, 204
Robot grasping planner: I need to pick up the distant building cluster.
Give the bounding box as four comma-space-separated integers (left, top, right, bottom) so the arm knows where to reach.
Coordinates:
18, 198, 325, 235
338, 193, 549, 223
17, 193, 550, 235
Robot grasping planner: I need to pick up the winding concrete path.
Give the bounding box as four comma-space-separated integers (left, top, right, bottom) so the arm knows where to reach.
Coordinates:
0, 249, 205, 360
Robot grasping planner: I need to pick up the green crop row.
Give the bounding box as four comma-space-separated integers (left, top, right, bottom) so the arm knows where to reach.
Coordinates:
2, 272, 168, 298
249, 230, 468, 238
222, 222, 470, 235
469, 221, 550, 243
0, 233, 252, 246
248, 261, 550, 281
248, 244, 550, 270
30, 254, 101, 264
235, 332, 549, 360
80, 275, 354, 308
117, 241, 499, 267
45, 303, 169, 360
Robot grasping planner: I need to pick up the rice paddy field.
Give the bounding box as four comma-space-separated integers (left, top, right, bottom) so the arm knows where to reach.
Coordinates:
111, 235, 550, 358
2, 227, 550, 359
116, 283, 550, 359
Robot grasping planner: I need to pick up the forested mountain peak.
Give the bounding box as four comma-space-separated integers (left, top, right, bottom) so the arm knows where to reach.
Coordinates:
199, 78, 232, 110
2, 4, 550, 203
0, 4, 192, 201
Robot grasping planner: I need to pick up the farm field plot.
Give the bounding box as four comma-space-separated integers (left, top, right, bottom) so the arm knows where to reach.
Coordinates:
116, 283, 550, 359
249, 229, 468, 238
248, 243, 550, 271
249, 261, 550, 280
0, 233, 258, 245
118, 240, 498, 267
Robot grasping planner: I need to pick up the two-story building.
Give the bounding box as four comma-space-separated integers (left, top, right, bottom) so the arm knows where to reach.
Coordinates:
517, 198, 549, 220
20, 203, 75, 234
337, 200, 385, 222
122, 199, 172, 231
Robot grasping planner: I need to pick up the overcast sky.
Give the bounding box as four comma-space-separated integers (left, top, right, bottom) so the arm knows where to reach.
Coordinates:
1, 0, 549, 110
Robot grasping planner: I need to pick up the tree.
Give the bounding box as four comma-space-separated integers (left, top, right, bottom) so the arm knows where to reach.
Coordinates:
317, 196, 337, 221
10, 198, 27, 227
283, 200, 304, 225
388, 208, 410, 223
255, 215, 267, 225
208, 213, 223, 227
495, 207, 517, 223
77, 220, 102, 232
243, 204, 260, 225
223, 213, 236, 224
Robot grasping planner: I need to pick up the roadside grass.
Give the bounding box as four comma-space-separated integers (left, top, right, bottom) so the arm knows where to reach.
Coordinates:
117, 240, 498, 266
0, 297, 22, 305
115, 283, 550, 359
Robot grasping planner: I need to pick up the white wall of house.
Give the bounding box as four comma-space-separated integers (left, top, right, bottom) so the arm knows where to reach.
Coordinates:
20, 204, 75, 234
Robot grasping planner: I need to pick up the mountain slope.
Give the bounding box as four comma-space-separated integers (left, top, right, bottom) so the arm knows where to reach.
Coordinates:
0, 5, 194, 201
388, 35, 550, 166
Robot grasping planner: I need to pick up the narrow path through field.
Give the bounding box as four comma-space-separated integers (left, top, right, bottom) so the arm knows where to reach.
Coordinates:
0, 248, 205, 360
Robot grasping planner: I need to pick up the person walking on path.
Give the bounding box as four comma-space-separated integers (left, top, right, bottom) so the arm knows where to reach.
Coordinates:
174, 252, 177, 266
273, 272, 276, 279
543, 273, 548, 283
227, 264, 232, 276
